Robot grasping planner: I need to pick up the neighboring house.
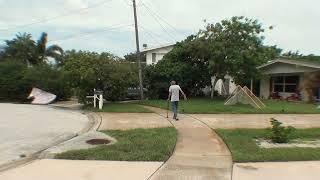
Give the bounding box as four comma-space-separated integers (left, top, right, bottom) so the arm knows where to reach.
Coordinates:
258, 58, 320, 101
141, 44, 175, 65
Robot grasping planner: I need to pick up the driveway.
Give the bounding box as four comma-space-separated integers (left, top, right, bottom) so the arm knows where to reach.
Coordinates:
0, 103, 89, 168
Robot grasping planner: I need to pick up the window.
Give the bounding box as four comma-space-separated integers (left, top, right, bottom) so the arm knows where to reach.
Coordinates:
272, 75, 299, 93
152, 53, 157, 63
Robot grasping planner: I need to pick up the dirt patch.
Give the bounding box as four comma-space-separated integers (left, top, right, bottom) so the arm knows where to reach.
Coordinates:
86, 139, 111, 145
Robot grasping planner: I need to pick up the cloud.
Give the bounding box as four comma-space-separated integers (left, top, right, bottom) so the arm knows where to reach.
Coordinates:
0, 0, 320, 56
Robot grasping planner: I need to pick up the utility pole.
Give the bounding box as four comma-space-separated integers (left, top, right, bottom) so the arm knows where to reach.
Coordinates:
132, 0, 144, 100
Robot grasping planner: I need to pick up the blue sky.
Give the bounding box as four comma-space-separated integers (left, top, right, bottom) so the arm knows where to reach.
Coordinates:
0, 0, 319, 57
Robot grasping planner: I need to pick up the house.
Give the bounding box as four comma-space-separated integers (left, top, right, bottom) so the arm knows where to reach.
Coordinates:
258, 58, 320, 101
141, 44, 175, 65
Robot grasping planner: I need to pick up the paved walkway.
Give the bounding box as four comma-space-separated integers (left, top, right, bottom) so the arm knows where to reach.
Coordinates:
233, 161, 320, 180
191, 114, 320, 129
145, 107, 232, 180
0, 159, 162, 180
99, 113, 172, 130
0, 103, 89, 169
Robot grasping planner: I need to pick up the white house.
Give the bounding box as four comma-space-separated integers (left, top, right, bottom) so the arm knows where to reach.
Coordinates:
141, 44, 175, 65
258, 58, 320, 101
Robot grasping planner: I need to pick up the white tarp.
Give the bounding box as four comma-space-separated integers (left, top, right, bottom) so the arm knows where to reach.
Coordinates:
28, 87, 57, 105
225, 85, 266, 109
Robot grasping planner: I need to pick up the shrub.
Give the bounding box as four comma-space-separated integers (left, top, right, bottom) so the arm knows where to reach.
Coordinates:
0, 60, 71, 102
23, 65, 71, 100
269, 118, 295, 143
0, 61, 30, 101
63, 51, 138, 103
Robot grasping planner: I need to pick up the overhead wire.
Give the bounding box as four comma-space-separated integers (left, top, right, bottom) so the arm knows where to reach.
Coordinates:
48, 23, 133, 43
140, 25, 166, 45
0, 0, 114, 32
140, 0, 186, 39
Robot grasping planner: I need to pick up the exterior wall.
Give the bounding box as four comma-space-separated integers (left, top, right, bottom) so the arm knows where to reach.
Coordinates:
260, 62, 319, 75
145, 46, 174, 65
260, 76, 270, 99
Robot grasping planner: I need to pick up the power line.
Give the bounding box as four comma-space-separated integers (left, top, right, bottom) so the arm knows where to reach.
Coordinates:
139, 4, 177, 42
140, 25, 171, 45
48, 23, 133, 43
140, 1, 186, 38
0, 0, 114, 32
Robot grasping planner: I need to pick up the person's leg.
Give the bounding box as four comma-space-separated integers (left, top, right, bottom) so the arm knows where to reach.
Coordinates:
175, 101, 179, 120
172, 101, 177, 119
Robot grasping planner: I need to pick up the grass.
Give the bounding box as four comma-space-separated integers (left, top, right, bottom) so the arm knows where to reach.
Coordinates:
216, 128, 320, 162
140, 98, 320, 114
55, 127, 177, 161
85, 103, 153, 113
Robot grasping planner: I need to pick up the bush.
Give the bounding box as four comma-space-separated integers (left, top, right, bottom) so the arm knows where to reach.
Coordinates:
63, 51, 138, 103
269, 118, 295, 143
0, 60, 71, 102
23, 65, 71, 100
0, 61, 30, 101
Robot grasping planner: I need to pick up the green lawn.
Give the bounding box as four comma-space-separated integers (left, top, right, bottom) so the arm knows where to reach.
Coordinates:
85, 103, 153, 113
216, 128, 320, 162
140, 98, 320, 114
55, 127, 177, 161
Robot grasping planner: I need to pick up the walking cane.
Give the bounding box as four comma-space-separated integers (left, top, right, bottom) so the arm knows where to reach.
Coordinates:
166, 100, 169, 118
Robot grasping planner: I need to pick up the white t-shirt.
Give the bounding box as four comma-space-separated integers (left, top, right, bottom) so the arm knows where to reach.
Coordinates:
169, 85, 182, 102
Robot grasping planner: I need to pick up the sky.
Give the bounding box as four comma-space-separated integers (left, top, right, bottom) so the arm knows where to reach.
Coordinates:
0, 0, 319, 57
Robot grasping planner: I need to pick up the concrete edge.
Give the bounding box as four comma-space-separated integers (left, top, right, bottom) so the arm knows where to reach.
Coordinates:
0, 110, 99, 173
38, 112, 103, 159
0, 133, 77, 173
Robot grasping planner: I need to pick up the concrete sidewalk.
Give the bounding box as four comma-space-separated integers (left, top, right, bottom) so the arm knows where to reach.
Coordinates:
99, 113, 172, 130
0, 159, 162, 180
145, 107, 232, 180
233, 161, 320, 180
191, 114, 320, 129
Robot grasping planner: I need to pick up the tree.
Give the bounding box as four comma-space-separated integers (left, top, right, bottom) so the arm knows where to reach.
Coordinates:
197, 16, 281, 96
144, 39, 211, 98
63, 50, 138, 102
2, 32, 64, 65
3, 33, 38, 65
145, 16, 281, 99
37, 32, 64, 65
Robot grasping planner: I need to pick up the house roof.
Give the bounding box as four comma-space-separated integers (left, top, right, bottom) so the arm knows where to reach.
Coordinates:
140, 43, 175, 53
258, 58, 320, 69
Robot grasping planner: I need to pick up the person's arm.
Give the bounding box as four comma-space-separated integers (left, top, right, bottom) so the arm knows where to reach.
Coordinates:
168, 87, 172, 101
179, 87, 187, 100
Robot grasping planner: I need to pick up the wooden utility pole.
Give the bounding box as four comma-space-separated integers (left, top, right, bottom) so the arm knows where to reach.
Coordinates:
132, 0, 144, 100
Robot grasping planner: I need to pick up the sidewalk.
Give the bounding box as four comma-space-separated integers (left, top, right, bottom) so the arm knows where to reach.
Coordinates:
0, 159, 162, 180
145, 106, 232, 180
233, 161, 320, 180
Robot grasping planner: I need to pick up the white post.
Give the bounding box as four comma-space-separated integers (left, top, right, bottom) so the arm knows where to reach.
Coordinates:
93, 94, 97, 108
250, 79, 253, 92
99, 94, 103, 110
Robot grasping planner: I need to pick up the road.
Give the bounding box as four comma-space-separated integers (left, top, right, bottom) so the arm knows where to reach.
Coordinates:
0, 103, 88, 168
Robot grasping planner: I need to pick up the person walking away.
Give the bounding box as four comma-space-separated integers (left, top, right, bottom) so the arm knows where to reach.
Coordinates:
168, 81, 187, 120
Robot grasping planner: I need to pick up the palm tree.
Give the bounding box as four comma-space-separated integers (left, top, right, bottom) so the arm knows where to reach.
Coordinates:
37, 32, 64, 65
4, 33, 38, 65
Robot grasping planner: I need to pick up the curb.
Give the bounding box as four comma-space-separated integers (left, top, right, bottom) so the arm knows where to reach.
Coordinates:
0, 110, 100, 173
